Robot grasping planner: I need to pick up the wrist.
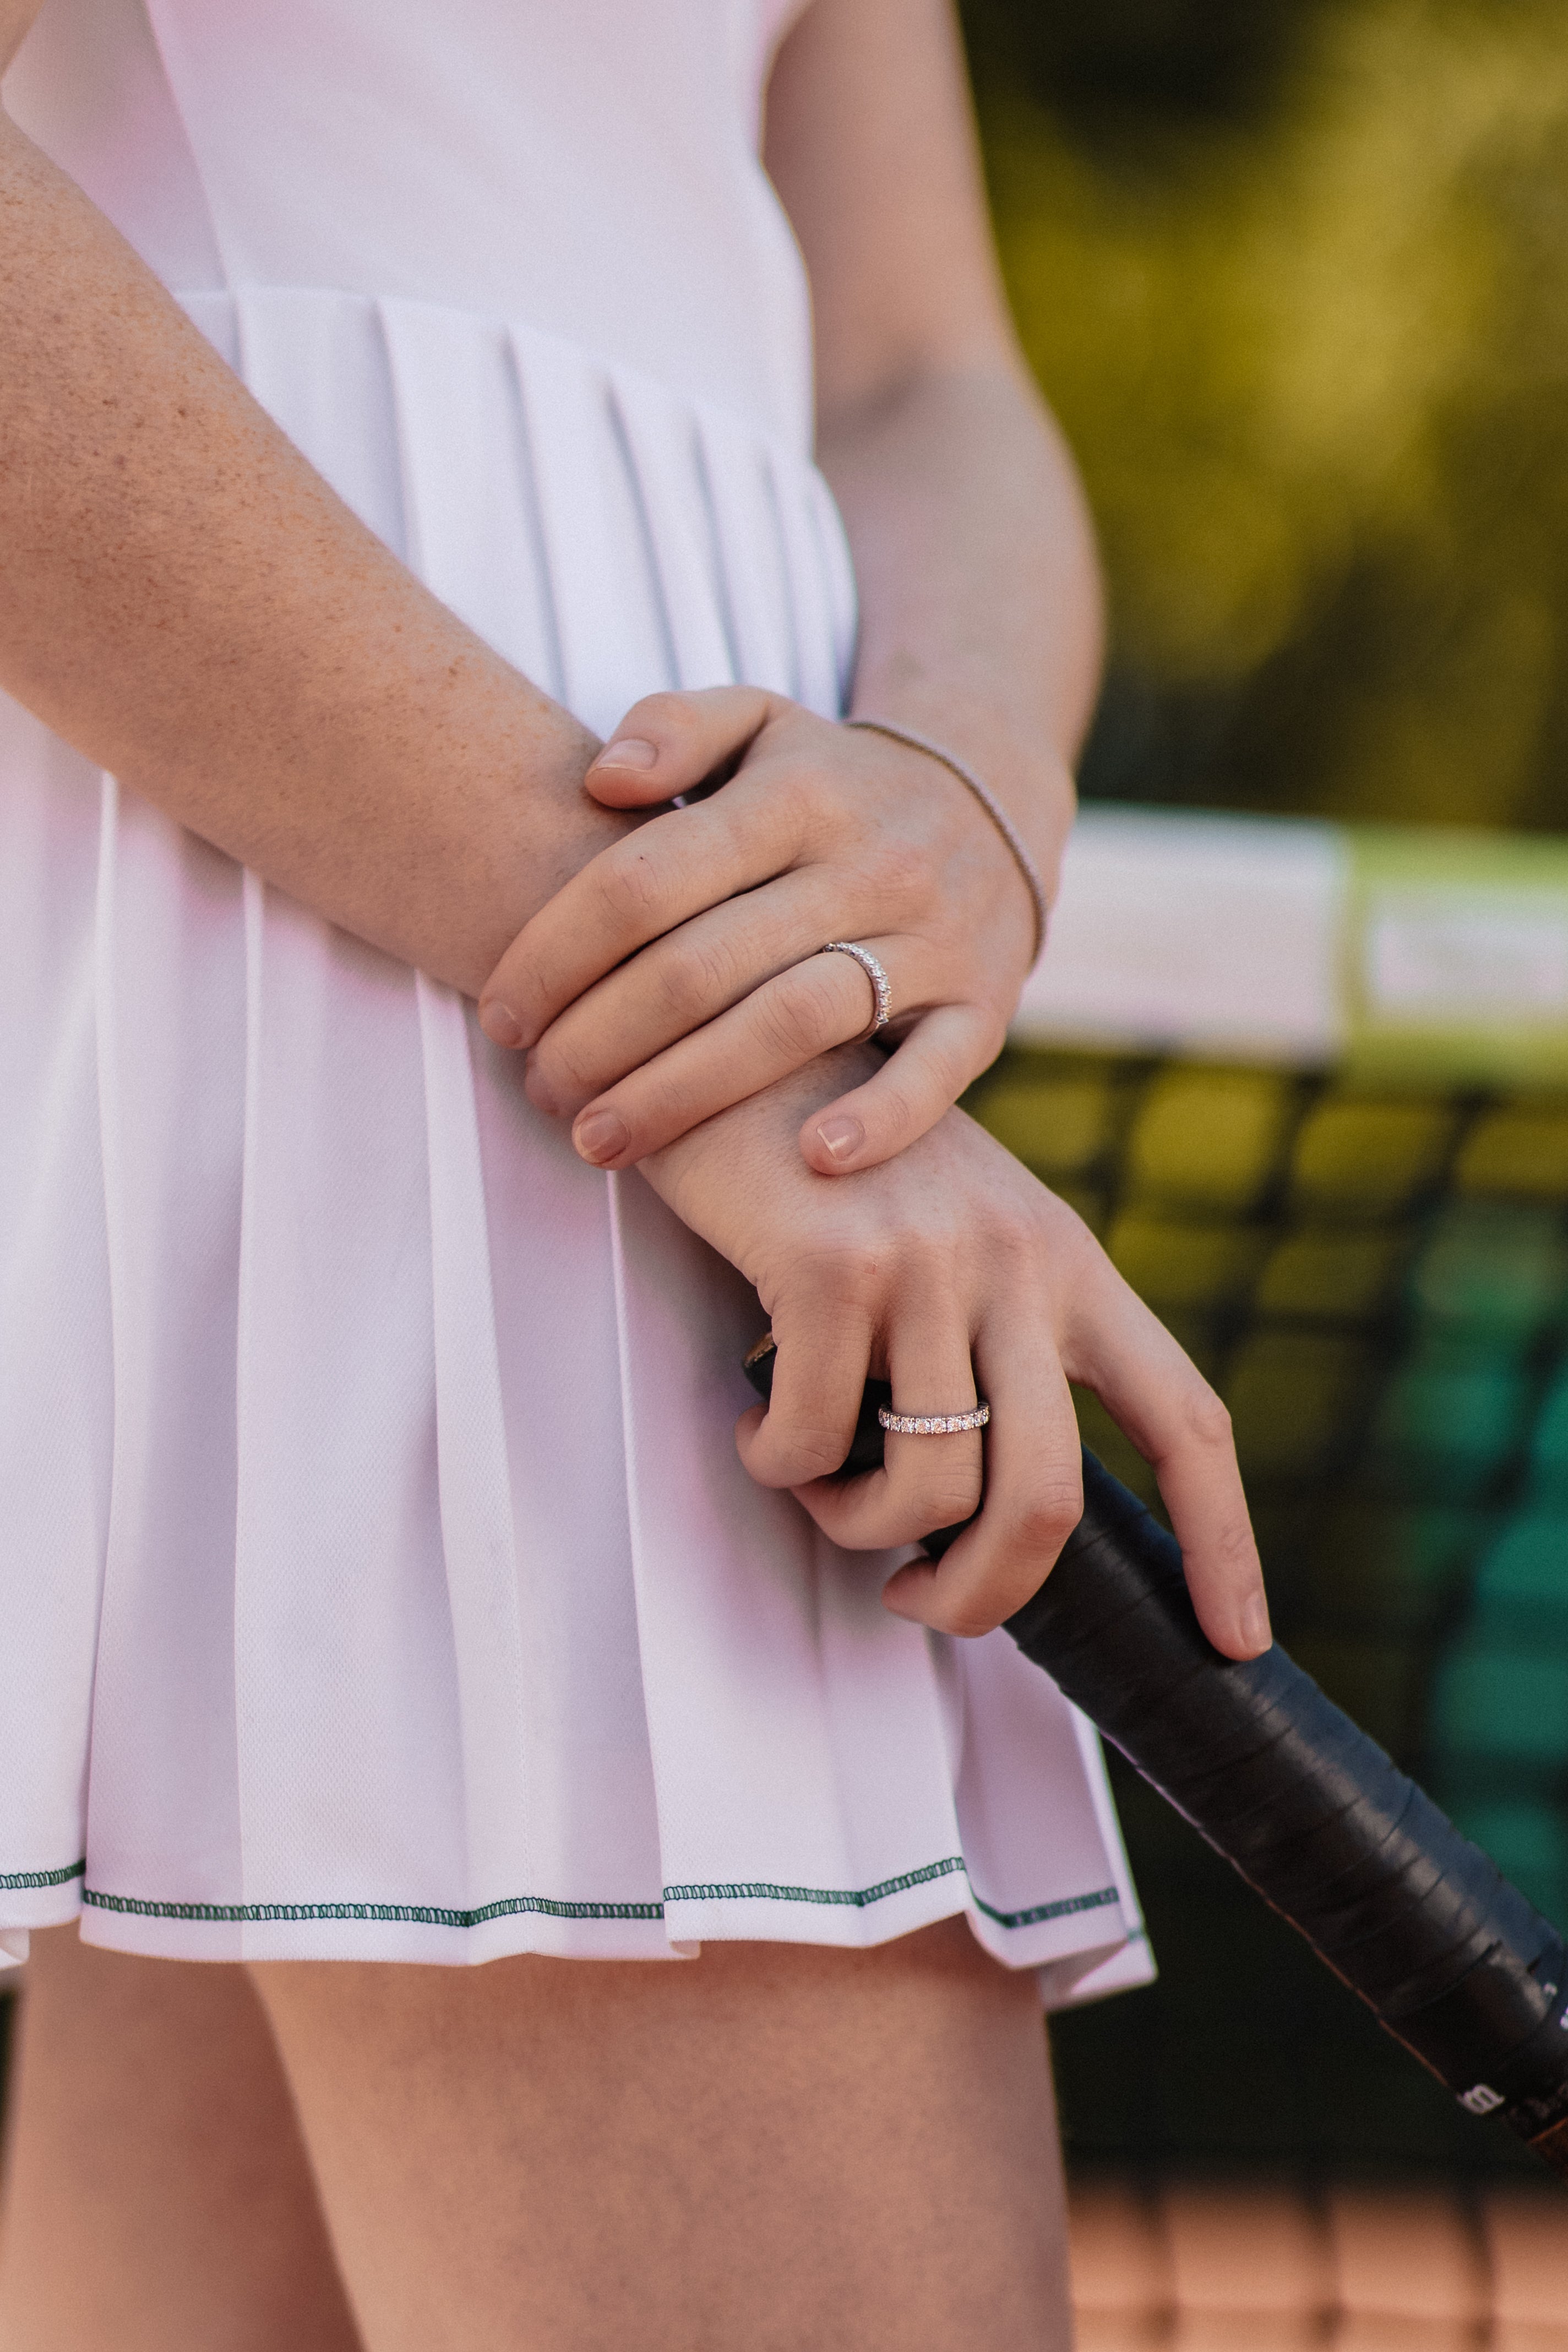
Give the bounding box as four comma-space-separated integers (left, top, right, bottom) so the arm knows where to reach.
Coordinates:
639, 1048, 882, 1278
846, 681, 1075, 907
844, 714, 1052, 967
466, 708, 639, 1003
646, 1046, 881, 1179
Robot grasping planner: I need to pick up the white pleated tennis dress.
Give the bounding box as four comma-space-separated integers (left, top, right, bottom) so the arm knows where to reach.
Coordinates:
0, 0, 1149, 2000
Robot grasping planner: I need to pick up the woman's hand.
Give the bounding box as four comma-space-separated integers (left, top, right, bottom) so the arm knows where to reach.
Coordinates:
639, 1048, 1270, 1659
478, 687, 1070, 1179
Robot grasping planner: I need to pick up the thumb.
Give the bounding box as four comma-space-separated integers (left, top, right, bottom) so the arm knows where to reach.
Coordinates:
584, 685, 776, 807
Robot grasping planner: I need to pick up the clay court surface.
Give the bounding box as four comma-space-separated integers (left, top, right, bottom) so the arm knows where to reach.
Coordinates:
1068, 2178, 1567, 2347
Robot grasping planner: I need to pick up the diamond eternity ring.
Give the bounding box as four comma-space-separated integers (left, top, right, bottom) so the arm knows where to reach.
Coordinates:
877, 1404, 991, 1437
819, 940, 892, 1037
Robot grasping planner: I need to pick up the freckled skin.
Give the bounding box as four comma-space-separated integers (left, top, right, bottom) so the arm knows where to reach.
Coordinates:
0, 61, 619, 999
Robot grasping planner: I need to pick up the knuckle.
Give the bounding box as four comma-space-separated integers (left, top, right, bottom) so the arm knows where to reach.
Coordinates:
1181, 1382, 1235, 1452
1014, 1477, 1084, 1556
834, 1252, 885, 1311
782, 761, 834, 826
1215, 1516, 1261, 1575
990, 1200, 1043, 1262
893, 1224, 967, 1291
802, 1238, 884, 1313
771, 1420, 851, 1483
655, 933, 735, 1027
861, 1065, 922, 1134
635, 1059, 693, 1123
924, 1591, 1001, 1640
756, 971, 845, 1063
621, 689, 693, 739
865, 833, 928, 907
490, 944, 551, 1027
484, 933, 529, 992
620, 687, 705, 748
633, 1070, 711, 1150
799, 949, 854, 1011
916, 1464, 984, 1529
528, 1030, 600, 1107
597, 848, 667, 929
1047, 1195, 1101, 1255
533, 1006, 606, 1086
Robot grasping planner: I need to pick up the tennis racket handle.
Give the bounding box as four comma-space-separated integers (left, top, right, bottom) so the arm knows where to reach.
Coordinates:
738, 1337, 1568, 2174
1010, 1453, 1568, 2177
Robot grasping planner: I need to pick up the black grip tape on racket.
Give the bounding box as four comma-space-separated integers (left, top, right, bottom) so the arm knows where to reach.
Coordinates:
743, 1330, 1568, 2179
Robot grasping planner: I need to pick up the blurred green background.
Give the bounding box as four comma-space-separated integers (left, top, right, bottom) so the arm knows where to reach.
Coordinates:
960, 0, 1568, 2184
964, 0, 1568, 831
971, 1050, 1568, 2181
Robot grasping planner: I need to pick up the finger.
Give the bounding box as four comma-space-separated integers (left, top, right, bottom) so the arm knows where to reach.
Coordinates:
793, 1280, 983, 1552
525, 867, 847, 1119
478, 783, 797, 1050
565, 943, 903, 1166
584, 686, 776, 808
1063, 1257, 1268, 1660
736, 1281, 875, 1491
881, 1295, 1084, 1636
798, 1003, 1003, 1175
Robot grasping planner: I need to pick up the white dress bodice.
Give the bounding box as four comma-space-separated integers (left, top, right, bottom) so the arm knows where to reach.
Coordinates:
4, 0, 814, 448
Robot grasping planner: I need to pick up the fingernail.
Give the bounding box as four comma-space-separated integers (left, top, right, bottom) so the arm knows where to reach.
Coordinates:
479, 999, 524, 1048
591, 737, 658, 771
573, 1108, 629, 1166
1242, 1592, 1272, 1653
815, 1115, 865, 1163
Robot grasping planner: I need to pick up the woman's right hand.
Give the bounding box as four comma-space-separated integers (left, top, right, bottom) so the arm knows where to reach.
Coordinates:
640, 1049, 1271, 1657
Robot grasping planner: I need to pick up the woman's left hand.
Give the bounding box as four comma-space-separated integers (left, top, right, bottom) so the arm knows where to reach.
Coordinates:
477, 687, 1069, 1176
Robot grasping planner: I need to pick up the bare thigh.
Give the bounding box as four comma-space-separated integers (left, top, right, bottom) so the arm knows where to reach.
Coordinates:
0, 1925, 362, 2352
253, 1915, 1072, 2352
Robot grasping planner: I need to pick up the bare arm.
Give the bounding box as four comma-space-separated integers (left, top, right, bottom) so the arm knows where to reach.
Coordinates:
766, 0, 1101, 873
480, 0, 1103, 1178
0, 73, 627, 997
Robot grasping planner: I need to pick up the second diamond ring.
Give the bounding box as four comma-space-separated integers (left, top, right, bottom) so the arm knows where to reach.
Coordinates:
878, 1403, 990, 1436
820, 940, 892, 1039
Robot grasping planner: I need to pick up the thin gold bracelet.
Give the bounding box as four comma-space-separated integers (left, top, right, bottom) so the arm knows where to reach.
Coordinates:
845, 717, 1048, 963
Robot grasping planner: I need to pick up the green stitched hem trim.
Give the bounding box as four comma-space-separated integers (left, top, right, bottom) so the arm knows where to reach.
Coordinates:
81, 1890, 663, 1928
662, 1856, 968, 1910
73, 1866, 1124, 1937
0, 1859, 86, 1891
971, 1884, 1120, 1932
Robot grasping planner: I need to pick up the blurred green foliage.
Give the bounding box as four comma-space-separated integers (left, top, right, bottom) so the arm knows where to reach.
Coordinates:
964, 0, 1568, 831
